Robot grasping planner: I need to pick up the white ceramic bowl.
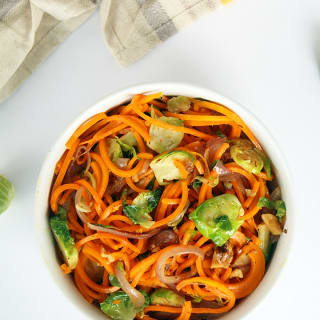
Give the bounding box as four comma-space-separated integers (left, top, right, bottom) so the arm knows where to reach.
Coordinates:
35, 83, 294, 319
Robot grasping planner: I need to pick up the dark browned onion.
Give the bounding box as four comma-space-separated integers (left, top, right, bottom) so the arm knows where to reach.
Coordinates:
205, 137, 226, 162
148, 229, 179, 253
214, 161, 245, 195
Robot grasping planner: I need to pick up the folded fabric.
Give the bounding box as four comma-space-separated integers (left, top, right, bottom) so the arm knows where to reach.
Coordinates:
0, 0, 228, 103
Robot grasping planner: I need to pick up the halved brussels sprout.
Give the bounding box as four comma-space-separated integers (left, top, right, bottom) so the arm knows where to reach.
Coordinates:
147, 116, 184, 153
109, 274, 120, 287
150, 288, 185, 307
189, 194, 244, 246
120, 131, 138, 147
0, 175, 14, 214
100, 290, 150, 320
167, 96, 191, 113
107, 138, 123, 162
116, 138, 136, 159
230, 139, 264, 174
123, 188, 163, 228
192, 175, 219, 191
150, 151, 195, 185
257, 197, 286, 222
50, 206, 78, 269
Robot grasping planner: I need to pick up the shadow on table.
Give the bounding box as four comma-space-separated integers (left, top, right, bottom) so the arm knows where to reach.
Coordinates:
313, 24, 320, 77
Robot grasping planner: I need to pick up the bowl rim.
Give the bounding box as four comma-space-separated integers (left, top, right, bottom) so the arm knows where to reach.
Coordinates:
34, 82, 295, 320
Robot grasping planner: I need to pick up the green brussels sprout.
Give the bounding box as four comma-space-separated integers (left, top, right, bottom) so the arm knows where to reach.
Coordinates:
0, 175, 14, 214
150, 151, 195, 185
257, 197, 286, 222
189, 194, 244, 246
50, 206, 78, 269
123, 188, 163, 228
167, 96, 191, 113
146, 177, 156, 191
192, 175, 219, 191
100, 290, 150, 320
230, 139, 264, 174
107, 138, 123, 162
116, 138, 136, 159
147, 116, 184, 153
150, 288, 185, 307
119, 131, 138, 147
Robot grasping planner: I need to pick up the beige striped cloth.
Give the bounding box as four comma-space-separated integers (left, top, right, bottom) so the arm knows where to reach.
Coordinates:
0, 0, 230, 102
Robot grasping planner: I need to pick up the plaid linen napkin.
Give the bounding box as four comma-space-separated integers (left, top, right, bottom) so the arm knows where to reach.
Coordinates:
0, 0, 229, 102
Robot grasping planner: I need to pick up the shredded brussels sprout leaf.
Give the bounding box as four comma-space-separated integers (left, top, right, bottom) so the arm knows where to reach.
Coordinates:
147, 116, 184, 153
258, 197, 286, 222
167, 96, 191, 113
123, 188, 163, 228
100, 290, 150, 320
50, 206, 78, 269
150, 151, 195, 185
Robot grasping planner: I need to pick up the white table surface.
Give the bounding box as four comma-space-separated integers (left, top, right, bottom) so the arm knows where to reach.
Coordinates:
1, 0, 320, 318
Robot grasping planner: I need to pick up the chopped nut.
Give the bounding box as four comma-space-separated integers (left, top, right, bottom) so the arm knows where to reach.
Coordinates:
232, 253, 250, 268
211, 241, 233, 269
261, 213, 282, 235
229, 268, 244, 279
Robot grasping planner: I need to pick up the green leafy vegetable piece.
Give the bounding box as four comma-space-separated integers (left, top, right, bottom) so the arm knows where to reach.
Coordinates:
147, 117, 184, 153
274, 200, 286, 221
146, 177, 156, 190
255, 149, 272, 179
265, 241, 277, 264
123, 188, 163, 228
230, 139, 264, 174
107, 138, 123, 162
264, 157, 272, 179
150, 288, 185, 307
137, 251, 150, 261
192, 295, 202, 303
100, 290, 150, 320
120, 131, 138, 147
216, 130, 226, 138
189, 194, 244, 246
257, 197, 286, 222
193, 176, 219, 190
50, 206, 78, 269
94, 224, 116, 229
109, 274, 120, 287
210, 159, 219, 170
214, 215, 232, 231
116, 139, 137, 159
192, 178, 202, 192
167, 96, 191, 113
150, 151, 195, 185
0, 175, 14, 214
